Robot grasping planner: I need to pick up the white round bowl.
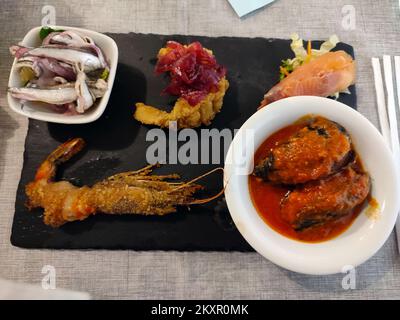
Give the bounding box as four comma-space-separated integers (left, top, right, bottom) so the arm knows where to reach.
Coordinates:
224, 96, 400, 275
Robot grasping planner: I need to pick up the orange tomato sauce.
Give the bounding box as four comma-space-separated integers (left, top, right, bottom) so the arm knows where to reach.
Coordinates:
248, 122, 365, 243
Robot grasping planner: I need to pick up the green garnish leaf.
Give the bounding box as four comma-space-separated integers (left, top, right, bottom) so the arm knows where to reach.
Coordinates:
100, 68, 109, 80
279, 59, 294, 80
39, 26, 64, 40
281, 59, 294, 72
278, 33, 340, 81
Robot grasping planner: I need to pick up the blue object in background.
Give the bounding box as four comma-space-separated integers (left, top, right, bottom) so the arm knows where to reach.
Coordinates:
228, 0, 275, 17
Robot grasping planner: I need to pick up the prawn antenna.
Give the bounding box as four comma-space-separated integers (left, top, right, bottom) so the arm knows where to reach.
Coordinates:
171, 167, 225, 205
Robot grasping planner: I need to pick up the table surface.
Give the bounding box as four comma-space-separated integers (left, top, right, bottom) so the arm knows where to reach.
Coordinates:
1, 0, 400, 299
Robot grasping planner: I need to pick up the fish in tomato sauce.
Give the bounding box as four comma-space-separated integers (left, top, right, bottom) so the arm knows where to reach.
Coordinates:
280, 164, 370, 231
254, 116, 353, 185
249, 116, 372, 242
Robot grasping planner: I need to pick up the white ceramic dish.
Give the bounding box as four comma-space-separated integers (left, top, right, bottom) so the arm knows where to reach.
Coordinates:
7, 26, 118, 124
224, 96, 400, 275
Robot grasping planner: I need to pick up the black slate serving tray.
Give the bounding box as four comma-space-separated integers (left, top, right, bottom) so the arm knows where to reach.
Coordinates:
11, 33, 356, 250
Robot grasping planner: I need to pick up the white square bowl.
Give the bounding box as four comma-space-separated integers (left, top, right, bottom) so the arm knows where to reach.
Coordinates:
7, 26, 118, 124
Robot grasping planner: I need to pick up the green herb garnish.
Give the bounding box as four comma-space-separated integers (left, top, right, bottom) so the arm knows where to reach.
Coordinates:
39, 26, 65, 40
100, 68, 110, 80
279, 59, 294, 80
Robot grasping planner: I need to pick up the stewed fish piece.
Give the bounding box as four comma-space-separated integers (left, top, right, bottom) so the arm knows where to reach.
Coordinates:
280, 165, 370, 231
254, 116, 353, 185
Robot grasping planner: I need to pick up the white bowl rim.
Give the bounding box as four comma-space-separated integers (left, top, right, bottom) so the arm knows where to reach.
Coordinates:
224, 96, 400, 275
7, 25, 118, 124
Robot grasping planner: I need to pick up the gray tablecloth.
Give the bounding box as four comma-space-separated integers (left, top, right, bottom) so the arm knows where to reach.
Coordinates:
1, 0, 400, 299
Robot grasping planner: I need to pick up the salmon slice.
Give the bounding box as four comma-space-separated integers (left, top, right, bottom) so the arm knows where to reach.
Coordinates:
260, 51, 356, 108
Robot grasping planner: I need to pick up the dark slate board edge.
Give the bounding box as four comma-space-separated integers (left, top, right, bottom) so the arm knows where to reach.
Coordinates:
10, 32, 357, 251
10, 125, 33, 247
106, 31, 352, 46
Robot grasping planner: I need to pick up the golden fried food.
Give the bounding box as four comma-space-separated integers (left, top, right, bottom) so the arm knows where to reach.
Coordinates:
26, 138, 213, 227
134, 41, 229, 128
134, 78, 229, 128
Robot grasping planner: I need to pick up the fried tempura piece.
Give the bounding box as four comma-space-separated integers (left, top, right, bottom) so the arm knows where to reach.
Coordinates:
134, 78, 229, 128
134, 41, 228, 128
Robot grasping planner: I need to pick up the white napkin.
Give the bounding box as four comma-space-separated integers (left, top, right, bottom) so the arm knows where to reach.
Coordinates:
228, 0, 275, 17
0, 279, 90, 300
372, 57, 400, 253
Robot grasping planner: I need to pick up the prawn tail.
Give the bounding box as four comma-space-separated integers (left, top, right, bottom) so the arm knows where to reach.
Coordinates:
47, 138, 86, 164
34, 138, 85, 181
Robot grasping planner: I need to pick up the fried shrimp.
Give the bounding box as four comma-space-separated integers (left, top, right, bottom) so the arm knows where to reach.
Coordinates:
26, 138, 220, 227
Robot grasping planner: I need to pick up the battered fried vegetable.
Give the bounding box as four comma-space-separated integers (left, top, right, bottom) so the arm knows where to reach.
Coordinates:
254, 116, 353, 185
280, 165, 370, 231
